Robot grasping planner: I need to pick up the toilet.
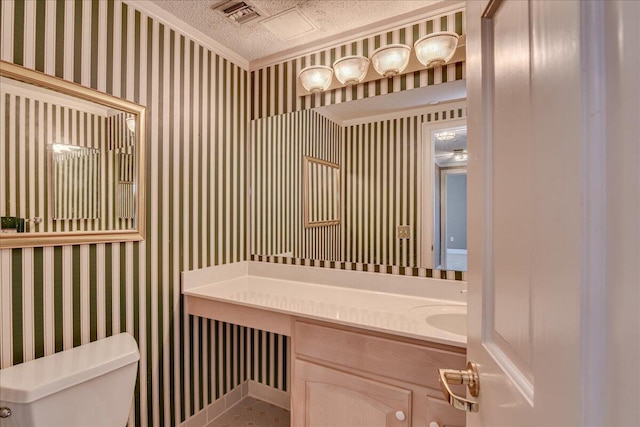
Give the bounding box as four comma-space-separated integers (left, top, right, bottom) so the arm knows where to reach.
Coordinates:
0, 333, 139, 427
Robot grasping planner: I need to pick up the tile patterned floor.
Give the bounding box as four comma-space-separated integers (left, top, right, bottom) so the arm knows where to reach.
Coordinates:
207, 397, 291, 427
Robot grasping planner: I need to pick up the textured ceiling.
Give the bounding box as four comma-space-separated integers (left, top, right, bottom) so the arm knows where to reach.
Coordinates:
153, 0, 443, 63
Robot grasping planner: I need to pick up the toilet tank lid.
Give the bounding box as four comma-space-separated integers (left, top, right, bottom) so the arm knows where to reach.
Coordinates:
0, 333, 139, 404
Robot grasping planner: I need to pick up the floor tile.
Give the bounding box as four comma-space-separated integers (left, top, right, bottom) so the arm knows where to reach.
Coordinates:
208, 396, 290, 427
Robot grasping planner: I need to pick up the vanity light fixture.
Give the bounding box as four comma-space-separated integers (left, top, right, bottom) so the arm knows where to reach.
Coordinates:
370, 44, 412, 77
436, 130, 456, 141
298, 65, 334, 93
333, 55, 370, 85
414, 31, 459, 68
126, 117, 136, 133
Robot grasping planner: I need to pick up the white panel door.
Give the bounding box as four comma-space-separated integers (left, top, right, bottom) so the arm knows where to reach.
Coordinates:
462, 0, 629, 425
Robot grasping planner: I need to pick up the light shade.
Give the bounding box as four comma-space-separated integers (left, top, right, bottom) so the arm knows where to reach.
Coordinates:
126, 117, 136, 133
370, 44, 411, 77
414, 31, 459, 68
333, 55, 370, 85
436, 130, 456, 141
453, 149, 468, 162
299, 65, 333, 93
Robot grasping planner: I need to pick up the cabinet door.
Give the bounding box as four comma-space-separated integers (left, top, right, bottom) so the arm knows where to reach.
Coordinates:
293, 360, 411, 427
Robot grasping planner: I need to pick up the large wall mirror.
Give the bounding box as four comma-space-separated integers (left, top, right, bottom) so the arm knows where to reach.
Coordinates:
250, 80, 468, 271
0, 61, 146, 248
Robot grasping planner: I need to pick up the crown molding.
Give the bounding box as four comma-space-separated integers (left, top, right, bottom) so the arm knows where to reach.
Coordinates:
249, 0, 465, 71
126, 0, 250, 70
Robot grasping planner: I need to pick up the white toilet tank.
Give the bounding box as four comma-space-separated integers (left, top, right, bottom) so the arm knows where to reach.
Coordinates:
0, 333, 139, 427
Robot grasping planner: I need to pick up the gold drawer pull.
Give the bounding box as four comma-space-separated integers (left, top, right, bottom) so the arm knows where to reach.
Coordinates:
438, 361, 480, 413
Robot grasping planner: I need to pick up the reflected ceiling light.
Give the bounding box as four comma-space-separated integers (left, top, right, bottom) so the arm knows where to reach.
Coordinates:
50, 144, 83, 153
126, 117, 136, 133
453, 149, 468, 162
370, 44, 411, 77
414, 31, 459, 68
298, 65, 333, 93
333, 56, 370, 86
436, 130, 456, 141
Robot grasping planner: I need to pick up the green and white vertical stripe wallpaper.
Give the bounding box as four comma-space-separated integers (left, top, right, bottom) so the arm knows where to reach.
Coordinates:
342, 107, 467, 268
0, 1, 286, 427
251, 109, 342, 261
250, 106, 467, 279
51, 147, 101, 220
1, 92, 107, 231
251, 8, 465, 120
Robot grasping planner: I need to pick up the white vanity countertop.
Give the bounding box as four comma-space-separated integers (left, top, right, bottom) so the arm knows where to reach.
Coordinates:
183, 262, 467, 348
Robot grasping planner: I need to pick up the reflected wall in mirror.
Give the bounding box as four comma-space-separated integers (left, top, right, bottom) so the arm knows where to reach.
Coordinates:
0, 61, 146, 248
422, 120, 467, 271
304, 156, 340, 228
50, 143, 101, 220
250, 82, 467, 272
251, 110, 342, 261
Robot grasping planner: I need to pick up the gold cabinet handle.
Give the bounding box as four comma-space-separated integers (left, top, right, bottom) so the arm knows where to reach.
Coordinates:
438, 361, 480, 413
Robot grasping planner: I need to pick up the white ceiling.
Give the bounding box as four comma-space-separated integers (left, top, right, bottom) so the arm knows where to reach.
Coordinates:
152, 0, 445, 64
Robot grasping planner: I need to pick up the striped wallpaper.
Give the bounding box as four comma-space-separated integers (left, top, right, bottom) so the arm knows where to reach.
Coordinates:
2, 1, 468, 426
108, 111, 136, 151
342, 106, 467, 270
250, 106, 467, 278
251, 8, 465, 120
51, 146, 101, 220
250, 109, 342, 261
0, 1, 285, 427
1, 91, 109, 232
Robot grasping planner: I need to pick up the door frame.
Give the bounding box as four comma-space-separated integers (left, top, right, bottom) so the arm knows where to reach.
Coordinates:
420, 118, 467, 270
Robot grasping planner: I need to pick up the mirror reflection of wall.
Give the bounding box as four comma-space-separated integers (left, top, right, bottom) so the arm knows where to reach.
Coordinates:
0, 73, 138, 235
424, 121, 467, 271
304, 156, 340, 228
250, 83, 468, 273
50, 144, 101, 220
251, 109, 342, 261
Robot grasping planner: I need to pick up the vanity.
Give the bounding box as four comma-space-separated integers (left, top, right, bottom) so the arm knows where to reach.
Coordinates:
183, 261, 467, 427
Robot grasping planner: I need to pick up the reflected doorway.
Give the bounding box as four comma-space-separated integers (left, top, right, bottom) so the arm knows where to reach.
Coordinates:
421, 119, 468, 271
436, 169, 467, 270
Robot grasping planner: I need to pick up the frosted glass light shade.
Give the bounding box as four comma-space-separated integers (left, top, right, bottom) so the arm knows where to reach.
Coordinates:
126, 117, 136, 133
453, 149, 468, 162
414, 31, 459, 68
436, 130, 456, 141
333, 56, 370, 85
370, 44, 411, 77
299, 65, 333, 93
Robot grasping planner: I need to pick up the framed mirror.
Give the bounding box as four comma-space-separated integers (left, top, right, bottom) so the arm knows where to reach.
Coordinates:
0, 61, 146, 248
304, 156, 340, 228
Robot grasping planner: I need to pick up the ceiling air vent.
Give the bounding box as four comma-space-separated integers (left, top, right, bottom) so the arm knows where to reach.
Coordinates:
213, 1, 262, 25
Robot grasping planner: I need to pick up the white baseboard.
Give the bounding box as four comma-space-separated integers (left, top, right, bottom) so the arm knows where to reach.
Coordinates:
247, 380, 291, 410
178, 381, 290, 427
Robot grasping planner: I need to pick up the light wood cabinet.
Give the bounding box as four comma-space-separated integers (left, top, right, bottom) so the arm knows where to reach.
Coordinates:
295, 360, 411, 427
292, 320, 466, 427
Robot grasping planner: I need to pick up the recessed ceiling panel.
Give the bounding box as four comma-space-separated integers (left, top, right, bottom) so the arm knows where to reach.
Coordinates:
260, 7, 317, 40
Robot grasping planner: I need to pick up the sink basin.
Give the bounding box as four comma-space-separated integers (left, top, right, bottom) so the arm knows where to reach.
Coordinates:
408, 305, 467, 336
